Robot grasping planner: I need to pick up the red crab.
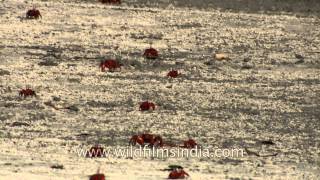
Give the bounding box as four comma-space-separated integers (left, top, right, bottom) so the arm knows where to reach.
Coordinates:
129, 133, 163, 147
26, 7, 42, 19
181, 139, 197, 149
90, 173, 105, 180
99, 0, 121, 4
168, 169, 189, 179
143, 47, 159, 59
100, 59, 122, 72
19, 88, 36, 98
139, 101, 155, 111
167, 70, 180, 78
86, 145, 105, 158
90, 168, 105, 180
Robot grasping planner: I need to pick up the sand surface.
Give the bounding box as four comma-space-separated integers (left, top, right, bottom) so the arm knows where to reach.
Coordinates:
0, 0, 320, 179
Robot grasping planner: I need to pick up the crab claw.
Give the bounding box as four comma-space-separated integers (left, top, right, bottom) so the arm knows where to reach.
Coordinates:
100, 61, 106, 72
150, 103, 155, 110
129, 135, 144, 146
149, 135, 163, 147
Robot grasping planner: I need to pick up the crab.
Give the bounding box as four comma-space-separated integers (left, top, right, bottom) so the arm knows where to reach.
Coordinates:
100, 59, 122, 72
99, 0, 121, 4
139, 101, 155, 111
19, 88, 36, 98
143, 47, 159, 59
181, 139, 197, 149
86, 145, 105, 158
90, 168, 105, 180
26, 7, 42, 19
168, 168, 189, 179
90, 173, 105, 180
129, 133, 163, 147
167, 70, 180, 78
